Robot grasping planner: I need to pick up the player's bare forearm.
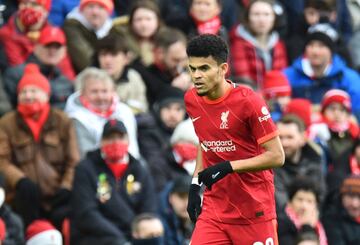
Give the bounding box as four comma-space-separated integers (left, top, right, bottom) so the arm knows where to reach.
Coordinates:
192, 145, 204, 178
230, 136, 284, 173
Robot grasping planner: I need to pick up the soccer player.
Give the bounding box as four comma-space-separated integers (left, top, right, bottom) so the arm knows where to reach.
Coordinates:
185, 34, 285, 244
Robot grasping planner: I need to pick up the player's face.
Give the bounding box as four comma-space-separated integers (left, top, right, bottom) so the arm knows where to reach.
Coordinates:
277, 122, 306, 160
188, 56, 228, 97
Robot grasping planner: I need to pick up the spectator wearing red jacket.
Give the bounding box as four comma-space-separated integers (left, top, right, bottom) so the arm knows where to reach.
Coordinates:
0, 0, 75, 79
229, 0, 287, 89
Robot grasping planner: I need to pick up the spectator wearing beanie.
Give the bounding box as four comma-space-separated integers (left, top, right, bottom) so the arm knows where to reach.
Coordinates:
137, 86, 186, 191
26, 219, 62, 245
320, 89, 359, 166
0, 174, 25, 244
322, 175, 360, 245
71, 119, 156, 245
63, 0, 114, 73
284, 23, 360, 122
0, 0, 76, 77
3, 25, 74, 110
285, 0, 352, 65
262, 70, 292, 122
0, 63, 80, 227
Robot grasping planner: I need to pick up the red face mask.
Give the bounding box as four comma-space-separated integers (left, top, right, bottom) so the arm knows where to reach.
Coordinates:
173, 143, 197, 165
101, 141, 129, 163
18, 7, 44, 30
17, 102, 48, 118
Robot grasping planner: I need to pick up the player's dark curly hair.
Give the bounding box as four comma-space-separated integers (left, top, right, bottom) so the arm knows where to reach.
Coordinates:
186, 34, 228, 64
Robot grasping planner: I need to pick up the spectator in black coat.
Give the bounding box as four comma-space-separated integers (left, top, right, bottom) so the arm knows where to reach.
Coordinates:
70, 119, 157, 245
137, 87, 186, 192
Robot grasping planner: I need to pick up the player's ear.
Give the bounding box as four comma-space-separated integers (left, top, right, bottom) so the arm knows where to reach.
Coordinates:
219, 62, 228, 76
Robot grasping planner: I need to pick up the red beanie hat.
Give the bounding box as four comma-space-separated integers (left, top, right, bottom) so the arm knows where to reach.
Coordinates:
80, 0, 114, 13
17, 64, 51, 95
0, 218, 6, 242
26, 220, 62, 245
20, 0, 52, 11
283, 98, 312, 128
321, 89, 351, 113
262, 70, 291, 99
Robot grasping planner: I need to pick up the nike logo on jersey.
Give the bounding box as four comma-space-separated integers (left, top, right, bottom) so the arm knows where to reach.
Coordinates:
191, 116, 201, 122
212, 172, 220, 179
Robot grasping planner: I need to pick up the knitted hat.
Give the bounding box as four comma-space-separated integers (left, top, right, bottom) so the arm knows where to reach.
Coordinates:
38, 25, 66, 46
80, 0, 114, 13
321, 89, 351, 113
341, 175, 360, 195
170, 118, 199, 145
171, 175, 192, 194
26, 220, 62, 245
283, 98, 312, 128
262, 70, 291, 99
153, 86, 184, 111
17, 64, 51, 95
20, 0, 52, 11
305, 23, 338, 52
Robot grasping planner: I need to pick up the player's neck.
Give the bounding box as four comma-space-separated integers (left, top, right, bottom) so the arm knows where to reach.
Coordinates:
206, 79, 231, 100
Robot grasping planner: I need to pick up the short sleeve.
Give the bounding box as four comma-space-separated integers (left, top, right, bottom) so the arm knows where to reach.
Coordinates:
246, 92, 278, 145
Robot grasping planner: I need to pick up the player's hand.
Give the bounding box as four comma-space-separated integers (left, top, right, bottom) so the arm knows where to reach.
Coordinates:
187, 184, 202, 223
198, 161, 233, 190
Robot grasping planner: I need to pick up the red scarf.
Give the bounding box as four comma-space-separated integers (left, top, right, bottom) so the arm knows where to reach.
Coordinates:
80, 95, 116, 119
17, 103, 50, 142
191, 14, 221, 35
106, 162, 128, 181
285, 205, 328, 245
349, 155, 360, 175
323, 116, 359, 139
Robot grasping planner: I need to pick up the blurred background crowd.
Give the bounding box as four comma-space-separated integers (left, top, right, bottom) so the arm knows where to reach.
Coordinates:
0, 0, 359, 244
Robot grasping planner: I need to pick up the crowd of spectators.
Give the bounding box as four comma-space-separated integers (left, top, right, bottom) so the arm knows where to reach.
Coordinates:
0, 0, 359, 244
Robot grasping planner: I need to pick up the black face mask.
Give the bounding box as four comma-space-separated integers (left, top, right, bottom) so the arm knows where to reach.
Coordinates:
132, 236, 165, 245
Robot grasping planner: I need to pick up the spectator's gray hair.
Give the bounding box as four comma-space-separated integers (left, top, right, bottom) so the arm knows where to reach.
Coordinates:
75, 67, 114, 92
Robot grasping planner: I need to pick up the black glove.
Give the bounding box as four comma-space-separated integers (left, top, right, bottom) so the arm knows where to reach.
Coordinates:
187, 184, 202, 223
14, 177, 41, 225
51, 188, 71, 208
198, 161, 233, 190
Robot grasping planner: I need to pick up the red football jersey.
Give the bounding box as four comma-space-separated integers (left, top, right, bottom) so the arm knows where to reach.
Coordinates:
185, 82, 278, 224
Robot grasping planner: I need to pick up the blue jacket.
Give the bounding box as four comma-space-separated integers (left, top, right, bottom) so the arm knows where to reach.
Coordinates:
158, 183, 192, 245
284, 55, 360, 121
48, 0, 80, 26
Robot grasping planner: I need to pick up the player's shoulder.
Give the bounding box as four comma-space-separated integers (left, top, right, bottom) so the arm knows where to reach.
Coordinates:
184, 88, 198, 103
230, 83, 260, 102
